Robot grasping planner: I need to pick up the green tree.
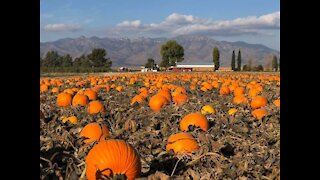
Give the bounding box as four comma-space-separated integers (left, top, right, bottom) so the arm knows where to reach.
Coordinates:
145, 58, 155, 68
237, 50, 242, 71
272, 55, 278, 71
61, 54, 73, 67
159, 58, 169, 68
253, 64, 264, 71
42, 51, 61, 67
213, 47, 220, 70
160, 40, 184, 68
231, 50, 236, 70
40, 56, 43, 67
87, 48, 112, 68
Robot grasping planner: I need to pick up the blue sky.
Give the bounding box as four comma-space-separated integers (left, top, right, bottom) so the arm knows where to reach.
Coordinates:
40, 0, 280, 50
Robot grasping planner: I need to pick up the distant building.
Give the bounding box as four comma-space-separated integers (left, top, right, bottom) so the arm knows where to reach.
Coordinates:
169, 62, 215, 72
216, 67, 234, 72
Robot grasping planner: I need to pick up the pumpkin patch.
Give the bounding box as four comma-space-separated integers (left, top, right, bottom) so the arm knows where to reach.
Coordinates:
40, 72, 280, 179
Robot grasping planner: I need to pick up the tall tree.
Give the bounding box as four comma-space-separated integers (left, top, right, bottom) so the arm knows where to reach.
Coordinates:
160, 40, 184, 67
272, 55, 278, 71
61, 54, 73, 67
237, 50, 242, 71
42, 51, 60, 67
213, 47, 220, 70
231, 50, 236, 71
87, 48, 112, 68
145, 58, 155, 68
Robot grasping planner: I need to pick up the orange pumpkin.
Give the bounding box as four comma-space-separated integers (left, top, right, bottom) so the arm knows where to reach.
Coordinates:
248, 88, 260, 97
252, 108, 268, 120
166, 132, 199, 154
88, 101, 105, 114
84, 89, 98, 101
80, 123, 110, 144
232, 95, 248, 104
56, 93, 72, 107
219, 86, 230, 95
64, 89, 75, 96
51, 87, 59, 93
233, 87, 245, 97
85, 139, 141, 180
72, 94, 89, 106
180, 113, 209, 132
40, 84, 49, 92
149, 94, 167, 112
131, 95, 145, 105
250, 96, 268, 109
116, 85, 123, 92
273, 99, 280, 107
172, 94, 188, 106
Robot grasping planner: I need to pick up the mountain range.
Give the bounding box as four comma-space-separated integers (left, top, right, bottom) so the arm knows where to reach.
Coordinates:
40, 35, 280, 68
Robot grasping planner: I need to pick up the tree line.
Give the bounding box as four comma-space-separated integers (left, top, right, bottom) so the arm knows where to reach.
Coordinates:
40, 41, 279, 73
156, 40, 279, 71
40, 48, 112, 73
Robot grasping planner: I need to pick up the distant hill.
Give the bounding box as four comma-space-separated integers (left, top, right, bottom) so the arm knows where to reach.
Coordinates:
40, 35, 280, 67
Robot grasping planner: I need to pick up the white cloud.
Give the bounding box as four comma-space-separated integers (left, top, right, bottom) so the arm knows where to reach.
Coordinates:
44, 23, 82, 32
117, 20, 142, 28
115, 11, 280, 36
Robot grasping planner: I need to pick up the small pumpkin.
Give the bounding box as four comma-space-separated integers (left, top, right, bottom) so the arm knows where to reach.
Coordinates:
88, 101, 105, 114
40, 84, 49, 92
172, 94, 188, 106
72, 94, 89, 106
166, 132, 199, 154
228, 108, 238, 115
85, 139, 141, 180
232, 95, 248, 105
219, 86, 230, 95
51, 87, 59, 93
149, 94, 167, 112
62, 116, 78, 124
201, 105, 216, 115
252, 108, 267, 120
180, 113, 209, 132
131, 95, 145, 105
84, 89, 98, 101
250, 96, 268, 109
57, 93, 72, 107
79, 123, 110, 144
233, 87, 245, 97
273, 99, 280, 107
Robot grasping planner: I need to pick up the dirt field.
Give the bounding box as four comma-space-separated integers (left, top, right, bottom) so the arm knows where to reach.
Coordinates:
40, 72, 280, 179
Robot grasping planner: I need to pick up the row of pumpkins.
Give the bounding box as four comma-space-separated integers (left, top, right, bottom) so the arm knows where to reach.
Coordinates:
40, 73, 280, 179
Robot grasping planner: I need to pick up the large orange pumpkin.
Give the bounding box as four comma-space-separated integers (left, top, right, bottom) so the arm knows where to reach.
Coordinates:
88, 101, 105, 114
72, 94, 89, 106
180, 113, 209, 131
79, 123, 110, 144
166, 132, 199, 154
250, 96, 268, 109
85, 139, 141, 180
57, 93, 72, 107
